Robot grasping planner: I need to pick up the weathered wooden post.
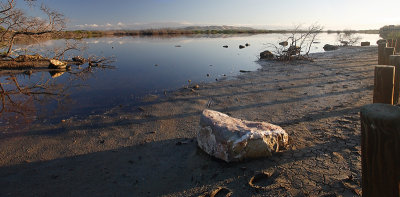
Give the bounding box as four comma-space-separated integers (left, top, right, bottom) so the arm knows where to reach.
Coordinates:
378, 43, 387, 65
360, 103, 400, 197
384, 47, 396, 65
390, 55, 400, 104
373, 65, 395, 104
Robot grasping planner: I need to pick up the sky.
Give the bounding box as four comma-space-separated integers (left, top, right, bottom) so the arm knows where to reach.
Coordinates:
19, 0, 400, 30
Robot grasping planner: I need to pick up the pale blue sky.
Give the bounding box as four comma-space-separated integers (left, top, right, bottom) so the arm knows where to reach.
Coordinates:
21, 0, 400, 30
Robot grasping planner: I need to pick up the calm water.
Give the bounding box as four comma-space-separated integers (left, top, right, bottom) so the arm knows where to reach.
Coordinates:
0, 33, 380, 128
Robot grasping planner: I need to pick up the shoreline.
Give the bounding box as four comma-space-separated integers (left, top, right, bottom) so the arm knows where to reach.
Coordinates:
0, 46, 377, 196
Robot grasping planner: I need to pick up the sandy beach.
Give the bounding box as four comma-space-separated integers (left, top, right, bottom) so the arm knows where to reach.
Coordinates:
0, 46, 377, 196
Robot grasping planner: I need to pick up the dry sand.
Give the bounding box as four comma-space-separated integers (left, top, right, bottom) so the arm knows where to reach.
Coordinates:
0, 46, 377, 196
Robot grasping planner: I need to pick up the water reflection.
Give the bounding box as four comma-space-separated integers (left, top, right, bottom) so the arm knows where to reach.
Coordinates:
0, 63, 115, 131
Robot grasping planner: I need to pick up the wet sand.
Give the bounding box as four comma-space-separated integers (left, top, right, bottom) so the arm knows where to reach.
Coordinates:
0, 46, 377, 196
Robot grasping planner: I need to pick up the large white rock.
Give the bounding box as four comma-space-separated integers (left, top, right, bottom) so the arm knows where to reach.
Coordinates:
48, 59, 67, 69
197, 109, 289, 162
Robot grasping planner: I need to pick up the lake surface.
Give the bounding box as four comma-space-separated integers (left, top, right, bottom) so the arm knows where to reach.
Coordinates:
0, 33, 381, 129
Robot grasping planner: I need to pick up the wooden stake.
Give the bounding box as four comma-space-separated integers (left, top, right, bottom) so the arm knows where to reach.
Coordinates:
360, 103, 400, 197
373, 65, 395, 104
390, 55, 400, 104
384, 47, 395, 65
378, 43, 387, 65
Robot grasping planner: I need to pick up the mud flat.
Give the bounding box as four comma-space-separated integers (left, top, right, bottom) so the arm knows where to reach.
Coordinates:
0, 46, 376, 196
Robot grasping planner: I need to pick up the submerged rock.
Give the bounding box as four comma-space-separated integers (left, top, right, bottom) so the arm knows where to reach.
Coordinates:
323, 44, 339, 51
259, 50, 275, 60
48, 59, 68, 69
72, 56, 85, 64
197, 109, 289, 162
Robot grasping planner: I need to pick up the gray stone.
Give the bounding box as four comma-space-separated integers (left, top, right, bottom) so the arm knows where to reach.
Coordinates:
279, 41, 288, 47
323, 44, 339, 51
197, 109, 289, 162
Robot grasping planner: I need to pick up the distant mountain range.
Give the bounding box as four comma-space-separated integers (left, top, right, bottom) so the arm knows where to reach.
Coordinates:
180, 25, 255, 31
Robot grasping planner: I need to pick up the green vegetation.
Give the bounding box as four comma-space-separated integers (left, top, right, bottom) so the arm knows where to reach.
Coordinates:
379, 25, 400, 51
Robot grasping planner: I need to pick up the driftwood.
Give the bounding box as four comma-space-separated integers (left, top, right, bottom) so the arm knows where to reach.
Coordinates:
360, 104, 400, 197
0, 59, 83, 70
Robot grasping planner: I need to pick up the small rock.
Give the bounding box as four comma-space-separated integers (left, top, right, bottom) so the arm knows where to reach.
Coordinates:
323, 44, 339, 51
239, 45, 245, 49
197, 109, 289, 162
260, 50, 275, 60
245, 43, 250, 47
279, 41, 288, 47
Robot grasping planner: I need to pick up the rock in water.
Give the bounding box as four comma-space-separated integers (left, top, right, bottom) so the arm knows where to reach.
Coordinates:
49, 59, 67, 69
279, 41, 288, 47
197, 109, 289, 162
260, 50, 275, 60
323, 44, 339, 51
72, 56, 85, 64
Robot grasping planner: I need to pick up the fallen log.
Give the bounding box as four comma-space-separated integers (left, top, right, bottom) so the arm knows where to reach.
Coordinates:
0, 60, 81, 70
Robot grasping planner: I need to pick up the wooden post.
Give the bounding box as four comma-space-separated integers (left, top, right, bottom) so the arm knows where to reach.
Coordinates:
373, 65, 395, 104
378, 43, 387, 65
360, 104, 400, 197
390, 55, 400, 104
384, 47, 395, 65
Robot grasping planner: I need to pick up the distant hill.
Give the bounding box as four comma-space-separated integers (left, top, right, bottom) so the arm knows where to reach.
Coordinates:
181, 25, 255, 31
